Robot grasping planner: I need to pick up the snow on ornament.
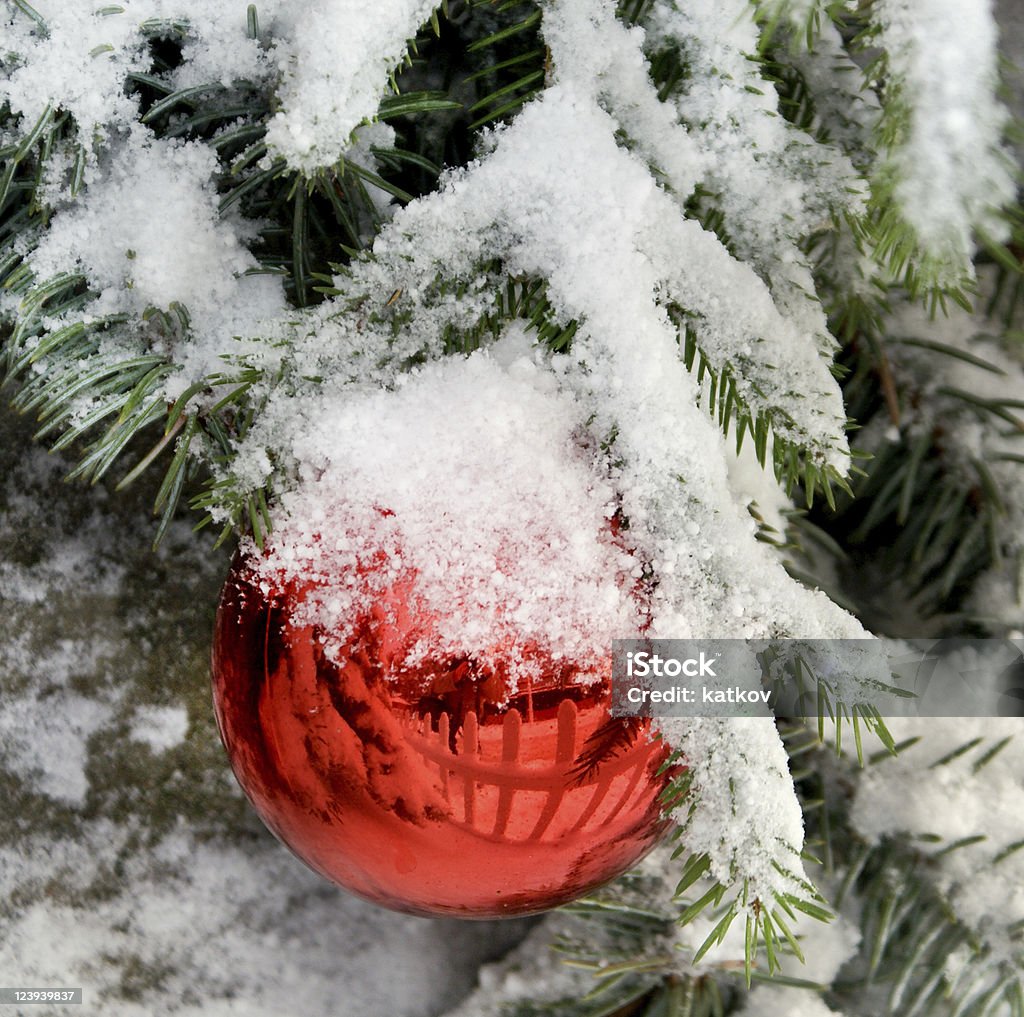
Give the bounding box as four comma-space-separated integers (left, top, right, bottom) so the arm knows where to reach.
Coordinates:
210, 349, 675, 917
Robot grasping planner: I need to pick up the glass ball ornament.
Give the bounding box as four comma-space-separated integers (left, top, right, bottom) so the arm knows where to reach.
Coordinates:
211, 548, 674, 918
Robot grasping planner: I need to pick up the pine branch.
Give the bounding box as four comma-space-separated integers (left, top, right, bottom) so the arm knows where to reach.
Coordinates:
785, 311, 1024, 630
856, 0, 1017, 296
0, 4, 459, 542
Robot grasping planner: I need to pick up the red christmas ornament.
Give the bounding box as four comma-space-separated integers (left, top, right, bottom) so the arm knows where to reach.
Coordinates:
211, 546, 673, 919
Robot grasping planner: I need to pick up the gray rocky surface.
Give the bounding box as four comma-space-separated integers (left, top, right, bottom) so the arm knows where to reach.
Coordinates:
0, 403, 529, 1016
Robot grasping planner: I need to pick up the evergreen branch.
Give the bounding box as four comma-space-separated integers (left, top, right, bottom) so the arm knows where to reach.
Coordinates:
140, 82, 226, 126
982, 207, 1024, 329
750, 0, 853, 54
466, 6, 541, 52
849, 838, 1024, 1017
453, 1, 548, 128
501, 977, 660, 1017
785, 307, 1024, 628
666, 310, 851, 509
653, 726, 835, 984
0, 8, 453, 536
786, 725, 1024, 1017
857, 0, 1017, 297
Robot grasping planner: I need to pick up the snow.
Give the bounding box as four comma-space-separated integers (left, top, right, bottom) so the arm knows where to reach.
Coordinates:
264, 0, 439, 172
21, 126, 285, 394
0, 0, 431, 174
252, 346, 640, 683
129, 705, 190, 752
852, 716, 1024, 966
786, 19, 880, 163
0, 823, 525, 1017
1, 2, 146, 143
657, 717, 810, 905
643, 0, 865, 387
873, 0, 1016, 280
0, 672, 114, 806
736, 987, 847, 1017
725, 433, 792, 539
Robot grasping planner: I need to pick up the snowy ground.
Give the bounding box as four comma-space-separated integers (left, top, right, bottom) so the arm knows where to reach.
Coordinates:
0, 402, 530, 1016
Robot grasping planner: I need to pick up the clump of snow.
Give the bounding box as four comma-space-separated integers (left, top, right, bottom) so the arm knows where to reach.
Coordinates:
254, 346, 640, 684
643, 0, 866, 380
725, 434, 792, 539
264, 0, 439, 172
1, 1, 272, 150
1, 2, 147, 143
0, 655, 115, 806
20, 127, 285, 393
873, 0, 1016, 280
658, 717, 811, 905
786, 17, 881, 163
130, 705, 190, 753
537, 1, 706, 200
439, 915, 591, 1017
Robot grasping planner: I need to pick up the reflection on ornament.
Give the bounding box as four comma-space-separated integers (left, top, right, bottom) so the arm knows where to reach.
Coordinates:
211, 552, 673, 918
